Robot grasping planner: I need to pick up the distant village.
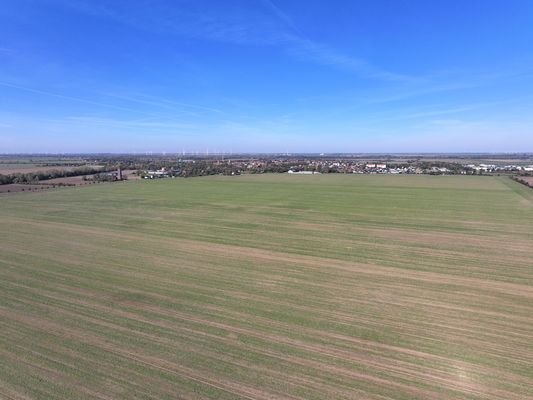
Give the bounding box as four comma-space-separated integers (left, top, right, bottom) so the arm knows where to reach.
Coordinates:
136, 158, 533, 179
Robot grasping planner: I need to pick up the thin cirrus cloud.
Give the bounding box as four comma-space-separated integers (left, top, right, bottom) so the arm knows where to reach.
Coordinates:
93, 92, 226, 117
47, 0, 408, 82
0, 80, 225, 120
282, 35, 414, 82
0, 80, 167, 117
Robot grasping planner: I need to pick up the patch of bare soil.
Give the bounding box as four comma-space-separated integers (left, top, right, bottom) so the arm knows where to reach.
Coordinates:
516, 176, 533, 186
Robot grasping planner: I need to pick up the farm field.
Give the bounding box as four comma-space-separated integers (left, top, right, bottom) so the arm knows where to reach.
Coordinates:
42, 169, 139, 185
0, 160, 100, 175
0, 174, 532, 399
0, 164, 81, 175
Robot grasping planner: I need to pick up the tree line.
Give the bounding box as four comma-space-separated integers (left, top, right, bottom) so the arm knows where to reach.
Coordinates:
0, 166, 112, 185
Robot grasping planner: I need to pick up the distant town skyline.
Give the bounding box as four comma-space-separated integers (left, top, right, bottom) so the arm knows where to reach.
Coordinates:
1, 0, 533, 153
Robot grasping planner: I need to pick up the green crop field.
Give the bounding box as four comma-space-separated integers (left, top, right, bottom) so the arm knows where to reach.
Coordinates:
1, 174, 532, 399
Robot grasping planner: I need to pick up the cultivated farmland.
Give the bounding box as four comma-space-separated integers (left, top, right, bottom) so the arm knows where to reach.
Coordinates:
0, 163, 94, 175
0, 175, 532, 399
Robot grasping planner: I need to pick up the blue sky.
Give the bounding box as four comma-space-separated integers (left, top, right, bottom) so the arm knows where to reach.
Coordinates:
1, 0, 533, 153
